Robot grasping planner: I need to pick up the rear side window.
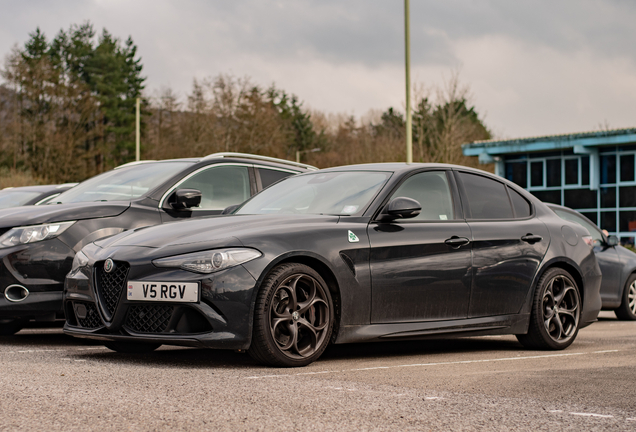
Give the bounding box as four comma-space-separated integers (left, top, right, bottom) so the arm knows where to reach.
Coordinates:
508, 186, 532, 218
259, 168, 294, 188
459, 172, 513, 219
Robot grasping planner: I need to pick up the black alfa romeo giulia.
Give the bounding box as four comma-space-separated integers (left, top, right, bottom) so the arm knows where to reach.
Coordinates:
63, 163, 603, 367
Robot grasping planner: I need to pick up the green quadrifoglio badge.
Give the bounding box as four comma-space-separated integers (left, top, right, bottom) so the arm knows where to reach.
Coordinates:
347, 230, 359, 243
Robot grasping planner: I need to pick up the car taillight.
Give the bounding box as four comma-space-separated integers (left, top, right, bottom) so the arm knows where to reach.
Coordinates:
582, 236, 594, 247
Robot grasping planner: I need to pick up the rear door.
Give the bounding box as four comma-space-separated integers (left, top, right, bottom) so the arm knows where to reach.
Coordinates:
368, 170, 473, 323
455, 171, 550, 318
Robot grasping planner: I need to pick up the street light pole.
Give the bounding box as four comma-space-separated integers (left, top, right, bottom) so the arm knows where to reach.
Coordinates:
135, 97, 141, 161
404, 0, 413, 164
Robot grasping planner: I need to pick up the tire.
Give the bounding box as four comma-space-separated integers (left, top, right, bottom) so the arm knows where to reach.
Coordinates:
104, 341, 161, 353
248, 263, 334, 367
517, 267, 581, 350
615, 274, 636, 320
0, 319, 27, 336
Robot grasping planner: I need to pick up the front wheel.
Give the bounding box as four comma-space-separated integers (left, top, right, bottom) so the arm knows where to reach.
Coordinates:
517, 267, 581, 350
0, 319, 27, 336
104, 341, 161, 353
615, 274, 636, 320
248, 263, 334, 367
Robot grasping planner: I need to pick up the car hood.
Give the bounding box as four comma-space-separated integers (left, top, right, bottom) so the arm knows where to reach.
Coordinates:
95, 214, 341, 251
0, 201, 131, 228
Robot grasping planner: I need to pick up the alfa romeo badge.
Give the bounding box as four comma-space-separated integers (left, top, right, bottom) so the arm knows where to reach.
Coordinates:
104, 258, 115, 273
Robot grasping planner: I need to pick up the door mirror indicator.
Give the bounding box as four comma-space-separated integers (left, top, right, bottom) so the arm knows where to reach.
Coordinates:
607, 235, 619, 246
379, 197, 421, 221
171, 189, 202, 210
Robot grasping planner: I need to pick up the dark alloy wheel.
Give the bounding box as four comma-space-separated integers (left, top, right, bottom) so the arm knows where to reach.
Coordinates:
0, 319, 27, 336
248, 263, 334, 367
517, 267, 581, 350
104, 341, 161, 354
615, 274, 636, 321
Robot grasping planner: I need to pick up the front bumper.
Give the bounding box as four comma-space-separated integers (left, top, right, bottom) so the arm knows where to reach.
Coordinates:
63, 248, 258, 350
0, 239, 73, 320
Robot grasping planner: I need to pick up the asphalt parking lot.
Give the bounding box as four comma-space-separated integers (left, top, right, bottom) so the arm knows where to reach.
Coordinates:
1, 311, 635, 431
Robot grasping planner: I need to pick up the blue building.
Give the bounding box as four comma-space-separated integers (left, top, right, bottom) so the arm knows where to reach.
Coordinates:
462, 127, 636, 244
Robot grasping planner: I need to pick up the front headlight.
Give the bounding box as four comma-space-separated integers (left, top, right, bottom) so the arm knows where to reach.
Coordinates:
152, 248, 262, 274
0, 221, 76, 248
70, 250, 89, 273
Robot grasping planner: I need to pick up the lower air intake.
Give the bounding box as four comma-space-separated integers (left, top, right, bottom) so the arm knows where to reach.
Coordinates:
125, 305, 174, 333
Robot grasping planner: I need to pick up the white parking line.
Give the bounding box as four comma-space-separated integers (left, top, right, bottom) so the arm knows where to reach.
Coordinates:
0, 346, 108, 355
569, 412, 614, 418
244, 350, 619, 380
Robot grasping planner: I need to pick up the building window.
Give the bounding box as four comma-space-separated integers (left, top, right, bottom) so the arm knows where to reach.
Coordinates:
620, 186, 636, 208
581, 156, 590, 185
581, 211, 598, 225
564, 189, 597, 210
530, 161, 543, 187
546, 159, 561, 187
601, 211, 617, 232
621, 154, 635, 182
601, 155, 617, 184
564, 159, 579, 185
505, 161, 527, 188
531, 190, 561, 205
600, 187, 616, 208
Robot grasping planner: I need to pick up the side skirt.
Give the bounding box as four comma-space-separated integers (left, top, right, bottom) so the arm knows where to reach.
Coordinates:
335, 313, 530, 344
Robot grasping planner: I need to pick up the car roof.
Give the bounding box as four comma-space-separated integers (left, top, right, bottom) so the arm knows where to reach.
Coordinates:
316, 162, 499, 175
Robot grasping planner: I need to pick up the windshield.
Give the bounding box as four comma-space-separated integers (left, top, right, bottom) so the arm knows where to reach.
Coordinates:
0, 190, 42, 209
237, 171, 391, 216
51, 161, 193, 204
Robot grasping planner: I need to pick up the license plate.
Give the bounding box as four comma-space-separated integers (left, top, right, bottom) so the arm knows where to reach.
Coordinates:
126, 281, 199, 303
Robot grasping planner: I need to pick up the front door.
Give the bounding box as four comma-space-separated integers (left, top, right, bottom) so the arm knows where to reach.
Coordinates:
369, 170, 473, 323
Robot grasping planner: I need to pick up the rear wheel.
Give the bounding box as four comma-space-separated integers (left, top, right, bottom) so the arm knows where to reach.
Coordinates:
0, 319, 27, 336
615, 274, 636, 320
104, 341, 161, 353
248, 263, 334, 367
517, 267, 581, 350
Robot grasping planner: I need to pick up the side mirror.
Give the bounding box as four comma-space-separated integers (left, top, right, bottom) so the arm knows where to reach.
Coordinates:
221, 204, 240, 215
379, 197, 421, 221
607, 235, 619, 246
170, 189, 202, 210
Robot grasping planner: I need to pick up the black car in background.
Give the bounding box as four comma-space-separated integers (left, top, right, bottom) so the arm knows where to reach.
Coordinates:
0, 184, 77, 209
547, 204, 636, 320
64, 163, 602, 367
0, 153, 315, 335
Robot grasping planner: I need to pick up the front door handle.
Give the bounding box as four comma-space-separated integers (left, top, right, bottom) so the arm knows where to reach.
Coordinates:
521, 234, 543, 244
445, 236, 471, 247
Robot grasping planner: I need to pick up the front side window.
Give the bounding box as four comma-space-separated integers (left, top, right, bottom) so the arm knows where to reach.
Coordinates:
459, 172, 514, 219
389, 171, 453, 221
179, 165, 250, 211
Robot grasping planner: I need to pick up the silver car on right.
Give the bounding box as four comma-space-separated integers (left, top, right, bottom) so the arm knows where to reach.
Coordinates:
548, 204, 636, 320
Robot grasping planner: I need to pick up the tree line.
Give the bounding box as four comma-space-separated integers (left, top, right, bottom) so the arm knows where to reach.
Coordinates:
0, 23, 491, 185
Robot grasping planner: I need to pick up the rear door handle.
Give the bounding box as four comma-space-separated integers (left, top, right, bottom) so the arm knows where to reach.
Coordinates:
521, 234, 542, 243
445, 236, 471, 247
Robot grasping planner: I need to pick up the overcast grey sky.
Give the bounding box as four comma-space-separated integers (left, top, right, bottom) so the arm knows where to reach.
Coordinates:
1, 0, 634, 138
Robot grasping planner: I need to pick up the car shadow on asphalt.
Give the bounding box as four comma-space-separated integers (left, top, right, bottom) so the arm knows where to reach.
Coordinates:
59, 336, 525, 371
